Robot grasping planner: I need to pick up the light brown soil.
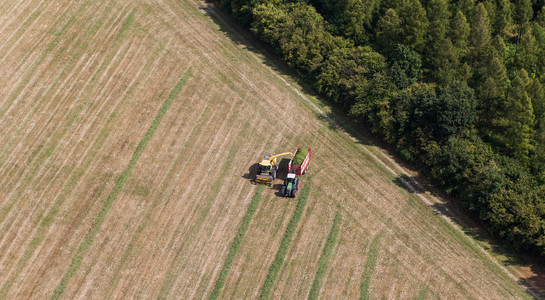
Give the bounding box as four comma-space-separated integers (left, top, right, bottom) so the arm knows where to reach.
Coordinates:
0, 0, 541, 299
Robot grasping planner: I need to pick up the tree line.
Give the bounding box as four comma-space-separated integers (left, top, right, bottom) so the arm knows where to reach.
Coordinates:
217, 0, 545, 257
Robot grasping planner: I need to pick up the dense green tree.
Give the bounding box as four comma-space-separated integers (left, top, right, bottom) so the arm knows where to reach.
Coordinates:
252, 2, 349, 74
434, 81, 476, 140
491, 34, 507, 59
397, 0, 429, 52
424, 0, 455, 83
432, 134, 495, 197
478, 56, 508, 136
529, 76, 545, 137
515, 0, 533, 26
470, 3, 494, 93
449, 0, 475, 17
537, 6, 545, 26
375, 9, 402, 54
391, 84, 438, 161
389, 44, 421, 89
517, 27, 539, 75
450, 10, 470, 56
350, 71, 396, 139
342, 0, 381, 44
433, 38, 459, 85
502, 69, 536, 164
470, 3, 492, 58
315, 46, 385, 106
308, 0, 381, 44
491, 0, 512, 37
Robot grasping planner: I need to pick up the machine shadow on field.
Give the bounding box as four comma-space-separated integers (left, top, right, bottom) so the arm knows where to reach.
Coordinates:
242, 163, 258, 183
273, 158, 290, 196
202, 2, 545, 297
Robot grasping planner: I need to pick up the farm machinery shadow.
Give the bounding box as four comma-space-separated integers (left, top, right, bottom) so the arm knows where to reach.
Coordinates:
242, 158, 291, 197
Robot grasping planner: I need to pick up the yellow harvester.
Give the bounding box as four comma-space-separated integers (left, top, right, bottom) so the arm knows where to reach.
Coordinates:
255, 152, 292, 185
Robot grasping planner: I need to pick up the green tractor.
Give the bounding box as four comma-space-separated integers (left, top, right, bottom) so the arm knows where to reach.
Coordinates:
281, 173, 300, 197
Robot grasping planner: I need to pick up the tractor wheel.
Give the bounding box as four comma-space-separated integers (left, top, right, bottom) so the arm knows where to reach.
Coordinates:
291, 190, 296, 197
281, 187, 285, 197
272, 170, 276, 180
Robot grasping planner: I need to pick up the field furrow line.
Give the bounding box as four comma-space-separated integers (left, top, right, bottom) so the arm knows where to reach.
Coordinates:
0, 0, 131, 161
14, 35, 177, 299
0, 0, 48, 60
308, 211, 341, 300
0, 0, 36, 36
0, 0, 99, 118
110, 100, 225, 298
49, 68, 192, 299
359, 233, 382, 300
259, 183, 312, 300
0, 1, 118, 158
0, 39, 133, 245
150, 0, 310, 135
0, 4, 137, 229
208, 184, 265, 299
94, 77, 223, 297
155, 105, 249, 299
103, 95, 211, 298
0, 31, 164, 297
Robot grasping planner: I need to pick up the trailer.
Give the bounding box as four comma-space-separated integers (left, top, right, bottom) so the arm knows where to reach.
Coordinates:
287, 146, 311, 176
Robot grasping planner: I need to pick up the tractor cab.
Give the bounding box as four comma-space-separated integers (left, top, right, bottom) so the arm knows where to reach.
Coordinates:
282, 173, 299, 197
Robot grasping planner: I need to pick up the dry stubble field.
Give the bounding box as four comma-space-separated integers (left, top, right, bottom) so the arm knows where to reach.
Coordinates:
0, 0, 535, 299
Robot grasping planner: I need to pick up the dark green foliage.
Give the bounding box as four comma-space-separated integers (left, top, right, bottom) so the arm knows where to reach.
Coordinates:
252, 2, 350, 75
489, 0, 512, 37
386, 0, 429, 52
218, 0, 545, 257
450, 10, 470, 54
515, 0, 533, 25
389, 44, 421, 88
517, 27, 539, 75
423, 0, 454, 83
375, 9, 403, 54
434, 81, 476, 140
501, 69, 536, 164
316, 46, 387, 106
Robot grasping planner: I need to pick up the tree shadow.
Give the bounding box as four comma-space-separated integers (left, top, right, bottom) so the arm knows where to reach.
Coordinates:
524, 264, 545, 298
392, 174, 425, 194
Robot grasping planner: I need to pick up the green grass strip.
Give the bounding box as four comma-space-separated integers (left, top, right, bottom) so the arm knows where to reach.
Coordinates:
158, 124, 247, 299
208, 185, 265, 300
308, 211, 341, 300
259, 183, 312, 300
49, 69, 192, 300
360, 233, 382, 300
417, 287, 428, 300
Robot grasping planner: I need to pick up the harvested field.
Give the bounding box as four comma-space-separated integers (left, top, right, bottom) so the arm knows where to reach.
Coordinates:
0, 0, 539, 299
